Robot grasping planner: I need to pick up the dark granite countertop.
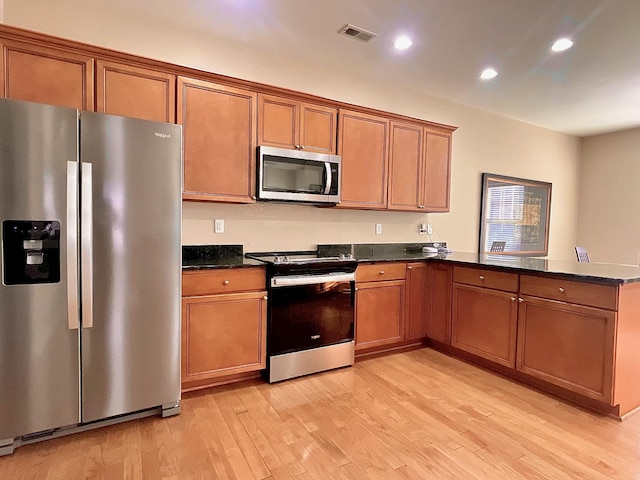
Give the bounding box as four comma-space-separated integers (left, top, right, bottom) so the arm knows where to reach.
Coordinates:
182, 245, 263, 270
430, 251, 640, 286
183, 243, 640, 284
318, 244, 640, 285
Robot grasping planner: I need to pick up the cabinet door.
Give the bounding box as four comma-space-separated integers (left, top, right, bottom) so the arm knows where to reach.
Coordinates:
516, 296, 615, 403
388, 121, 423, 211
405, 263, 428, 341
0, 39, 93, 110
182, 291, 267, 385
96, 60, 175, 123
258, 94, 299, 149
451, 284, 518, 368
423, 129, 451, 212
338, 110, 390, 209
355, 280, 405, 350
178, 77, 257, 203
426, 263, 452, 344
300, 102, 337, 153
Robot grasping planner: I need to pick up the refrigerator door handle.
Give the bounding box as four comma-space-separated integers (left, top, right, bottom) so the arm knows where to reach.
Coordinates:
81, 162, 94, 329
67, 161, 80, 330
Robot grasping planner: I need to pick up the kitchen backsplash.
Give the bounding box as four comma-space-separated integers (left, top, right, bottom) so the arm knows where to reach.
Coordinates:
182, 201, 444, 252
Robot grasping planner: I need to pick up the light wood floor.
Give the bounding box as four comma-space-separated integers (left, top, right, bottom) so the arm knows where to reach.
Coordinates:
3, 348, 640, 479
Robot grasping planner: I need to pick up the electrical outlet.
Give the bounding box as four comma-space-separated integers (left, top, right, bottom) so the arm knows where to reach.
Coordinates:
427, 223, 433, 235
375, 223, 383, 235
214, 219, 225, 233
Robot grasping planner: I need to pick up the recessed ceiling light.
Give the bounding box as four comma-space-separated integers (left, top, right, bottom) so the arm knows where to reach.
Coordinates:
480, 68, 498, 80
551, 38, 574, 52
394, 35, 413, 50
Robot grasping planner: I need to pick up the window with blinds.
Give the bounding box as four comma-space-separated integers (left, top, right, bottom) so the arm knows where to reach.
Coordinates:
479, 173, 552, 256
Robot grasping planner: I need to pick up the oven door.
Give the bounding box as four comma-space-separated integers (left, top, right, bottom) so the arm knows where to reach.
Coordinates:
269, 272, 355, 356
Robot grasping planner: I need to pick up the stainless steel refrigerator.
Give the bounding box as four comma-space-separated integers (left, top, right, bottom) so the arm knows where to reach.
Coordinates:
0, 98, 182, 454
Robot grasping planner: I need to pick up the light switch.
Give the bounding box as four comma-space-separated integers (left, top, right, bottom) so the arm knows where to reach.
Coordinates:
375, 224, 382, 235
214, 219, 225, 233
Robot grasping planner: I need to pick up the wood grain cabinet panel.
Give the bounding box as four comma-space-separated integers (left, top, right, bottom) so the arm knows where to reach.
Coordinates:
0, 39, 93, 109
96, 60, 175, 122
516, 296, 615, 403
356, 262, 407, 283
426, 263, 452, 344
178, 77, 257, 203
181, 267, 267, 391
405, 263, 429, 341
258, 94, 337, 153
338, 110, 390, 209
423, 129, 452, 212
453, 266, 519, 292
182, 292, 267, 383
452, 284, 518, 368
355, 280, 405, 350
388, 121, 424, 211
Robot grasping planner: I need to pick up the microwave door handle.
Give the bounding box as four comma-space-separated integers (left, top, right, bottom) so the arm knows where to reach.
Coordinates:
324, 162, 332, 195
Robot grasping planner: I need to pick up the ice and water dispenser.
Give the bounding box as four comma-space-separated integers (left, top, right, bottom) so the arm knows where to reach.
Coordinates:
2, 220, 61, 285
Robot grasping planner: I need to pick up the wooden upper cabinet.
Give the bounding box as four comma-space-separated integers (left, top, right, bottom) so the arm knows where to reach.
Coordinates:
178, 76, 257, 203
0, 39, 93, 110
388, 121, 424, 211
388, 121, 452, 212
338, 110, 390, 209
257, 94, 337, 153
96, 60, 175, 123
299, 103, 337, 153
423, 129, 452, 212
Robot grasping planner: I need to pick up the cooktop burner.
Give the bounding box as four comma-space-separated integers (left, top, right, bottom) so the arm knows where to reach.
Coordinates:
245, 251, 357, 275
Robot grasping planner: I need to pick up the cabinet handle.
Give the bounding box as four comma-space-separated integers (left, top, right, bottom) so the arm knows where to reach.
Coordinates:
301, 145, 305, 149
518, 298, 524, 303
263, 295, 268, 300
479, 275, 485, 281
558, 287, 565, 293
223, 280, 230, 285
295, 144, 301, 149
251, 195, 256, 200
407, 266, 412, 270
511, 297, 516, 302
355, 287, 359, 291
379, 270, 385, 275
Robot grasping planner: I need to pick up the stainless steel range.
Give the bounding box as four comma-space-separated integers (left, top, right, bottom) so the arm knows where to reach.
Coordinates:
246, 251, 357, 382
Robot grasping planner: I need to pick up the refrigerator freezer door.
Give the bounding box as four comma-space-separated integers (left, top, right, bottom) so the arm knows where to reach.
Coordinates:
79, 112, 182, 423
0, 99, 81, 439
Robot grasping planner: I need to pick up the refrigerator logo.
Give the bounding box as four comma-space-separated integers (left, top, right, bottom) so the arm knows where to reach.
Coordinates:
154, 132, 172, 139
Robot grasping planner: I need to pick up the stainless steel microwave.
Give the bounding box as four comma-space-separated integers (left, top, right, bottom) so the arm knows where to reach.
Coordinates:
257, 146, 341, 204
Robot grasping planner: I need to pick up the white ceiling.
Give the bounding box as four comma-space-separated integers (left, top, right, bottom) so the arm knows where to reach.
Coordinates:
99, 1, 640, 136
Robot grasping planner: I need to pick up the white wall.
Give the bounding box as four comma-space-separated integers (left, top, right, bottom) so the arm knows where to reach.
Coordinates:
4, 1, 582, 259
577, 127, 640, 265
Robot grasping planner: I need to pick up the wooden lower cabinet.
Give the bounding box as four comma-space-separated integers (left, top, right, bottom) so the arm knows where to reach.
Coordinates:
516, 296, 615, 403
451, 284, 518, 368
355, 280, 405, 351
181, 268, 267, 391
425, 263, 452, 344
405, 263, 428, 340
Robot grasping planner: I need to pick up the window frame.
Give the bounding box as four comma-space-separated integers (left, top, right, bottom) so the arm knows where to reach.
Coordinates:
478, 173, 552, 257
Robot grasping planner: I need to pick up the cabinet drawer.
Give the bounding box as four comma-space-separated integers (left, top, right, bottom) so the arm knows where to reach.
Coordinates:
453, 266, 518, 292
182, 267, 266, 296
356, 262, 407, 282
520, 275, 618, 311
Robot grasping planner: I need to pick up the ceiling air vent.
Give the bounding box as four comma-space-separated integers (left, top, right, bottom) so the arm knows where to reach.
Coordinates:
338, 24, 378, 43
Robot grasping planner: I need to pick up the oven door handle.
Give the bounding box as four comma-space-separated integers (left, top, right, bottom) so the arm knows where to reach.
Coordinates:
271, 272, 355, 287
